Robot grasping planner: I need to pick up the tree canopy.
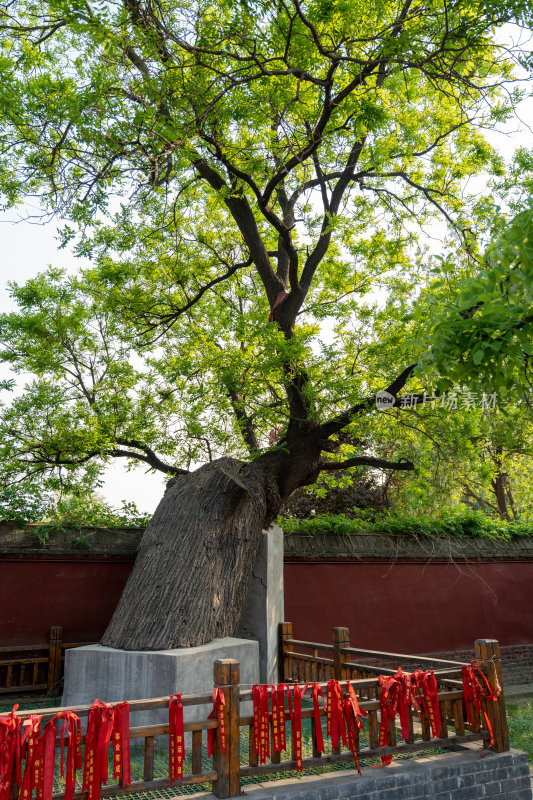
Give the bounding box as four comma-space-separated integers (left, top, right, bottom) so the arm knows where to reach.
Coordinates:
1, 0, 533, 505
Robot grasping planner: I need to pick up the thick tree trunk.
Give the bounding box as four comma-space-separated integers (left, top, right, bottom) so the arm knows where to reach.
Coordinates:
101, 455, 285, 650
491, 470, 510, 521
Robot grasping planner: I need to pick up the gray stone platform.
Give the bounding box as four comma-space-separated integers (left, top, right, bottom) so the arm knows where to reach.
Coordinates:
62, 636, 258, 735
62, 526, 284, 738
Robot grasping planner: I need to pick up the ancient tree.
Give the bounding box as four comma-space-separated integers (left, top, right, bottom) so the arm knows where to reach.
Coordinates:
0, 0, 531, 648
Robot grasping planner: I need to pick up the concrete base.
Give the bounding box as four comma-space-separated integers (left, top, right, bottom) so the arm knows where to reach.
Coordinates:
236, 525, 284, 683
62, 637, 259, 739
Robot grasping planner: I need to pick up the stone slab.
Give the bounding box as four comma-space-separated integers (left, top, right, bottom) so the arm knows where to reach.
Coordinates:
236, 525, 284, 683
62, 637, 259, 741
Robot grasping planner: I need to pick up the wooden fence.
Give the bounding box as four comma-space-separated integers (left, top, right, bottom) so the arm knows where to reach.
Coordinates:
279, 622, 509, 753
0, 627, 95, 696
5, 625, 510, 800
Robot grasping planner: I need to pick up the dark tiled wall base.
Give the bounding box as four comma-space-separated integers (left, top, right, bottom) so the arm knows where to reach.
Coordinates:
236, 749, 531, 800
427, 645, 533, 686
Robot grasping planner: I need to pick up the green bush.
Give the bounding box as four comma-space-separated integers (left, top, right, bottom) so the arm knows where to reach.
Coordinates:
279, 509, 533, 540
1, 491, 151, 543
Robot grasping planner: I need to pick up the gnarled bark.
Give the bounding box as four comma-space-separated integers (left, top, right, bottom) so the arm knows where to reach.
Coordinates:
101, 454, 288, 650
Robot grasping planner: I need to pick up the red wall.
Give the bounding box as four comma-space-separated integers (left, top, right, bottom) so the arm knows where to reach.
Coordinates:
0, 556, 133, 646
1, 554, 532, 653
284, 559, 533, 653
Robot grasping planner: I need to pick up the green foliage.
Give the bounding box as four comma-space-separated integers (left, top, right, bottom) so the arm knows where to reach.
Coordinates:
41, 494, 151, 530
1, 492, 150, 544
0, 0, 532, 511
280, 508, 533, 540
424, 204, 533, 391
507, 703, 533, 763
0, 484, 54, 524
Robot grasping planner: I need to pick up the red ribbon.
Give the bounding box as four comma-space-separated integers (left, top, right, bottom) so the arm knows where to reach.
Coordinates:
326, 680, 347, 751
272, 684, 291, 754
20, 715, 42, 800
291, 685, 304, 774
268, 289, 289, 322
343, 681, 367, 775
411, 670, 442, 739
207, 688, 226, 757
111, 703, 131, 788
394, 669, 412, 742
55, 711, 82, 800
372, 668, 442, 768
270, 686, 281, 754
309, 683, 325, 755
377, 674, 401, 766
462, 661, 500, 752
252, 685, 270, 764
0, 706, 22, 800
82, 699, 115, 800
169, 694, 185, 784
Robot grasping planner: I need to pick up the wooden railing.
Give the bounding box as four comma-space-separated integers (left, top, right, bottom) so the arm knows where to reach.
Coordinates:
279, 622, 509, 753
10, 660, 232, 798
5, 628, 510, 799
0, 627, 96, 696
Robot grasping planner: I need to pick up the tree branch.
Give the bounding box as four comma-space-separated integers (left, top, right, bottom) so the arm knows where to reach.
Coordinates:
319, 456, 414, 471
114, 438, 188, 475
226, 387, 260, 454
318, 363, 417, 438
193, 157, 283, 305
137, 257, 253, 342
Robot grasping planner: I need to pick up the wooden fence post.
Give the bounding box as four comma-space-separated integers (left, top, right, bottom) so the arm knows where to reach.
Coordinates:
279, 622, 293, 682
332, 627, 350, 680
213, 659, 241, 799
46, 626, 63, 695
474, 639, 509, 752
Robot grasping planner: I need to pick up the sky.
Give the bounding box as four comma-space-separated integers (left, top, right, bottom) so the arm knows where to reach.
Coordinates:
1, 29, 532, 516
0, 216, 168, 514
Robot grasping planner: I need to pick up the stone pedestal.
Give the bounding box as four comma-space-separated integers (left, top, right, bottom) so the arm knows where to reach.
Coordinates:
62, 637, 259, 740
236, 525, 284, 683
62, 526, 283, 725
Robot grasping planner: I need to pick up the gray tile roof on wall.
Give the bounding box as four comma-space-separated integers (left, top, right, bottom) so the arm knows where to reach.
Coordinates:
2, 524, 533, 560
283, 531, 533, 561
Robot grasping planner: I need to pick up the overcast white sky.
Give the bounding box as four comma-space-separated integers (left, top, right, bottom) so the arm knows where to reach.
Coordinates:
1, 41, 532, 515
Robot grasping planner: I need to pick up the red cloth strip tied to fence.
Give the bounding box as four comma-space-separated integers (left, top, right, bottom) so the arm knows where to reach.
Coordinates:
411, 670, 441, 739
0, 706, 22, 800
377, 674, 401, 766
252, 685, 270, 764
35, 719, 56, 800
309, 683, 325, 755
20, 716, 42, 800
344, 682, 368, 775
207, 688, 226, 757
82, 700, 115, 800
326, 680, 347, 751
375, 668, 442, 767
462, 661, 500, 753
394, 669, 412, 742
56, 711, 82, 800
273, 684, 292, 754
291, 685, 305, 774
169, 694, 185, 784
111, 703, 131, 788
270, 685, 284, 754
